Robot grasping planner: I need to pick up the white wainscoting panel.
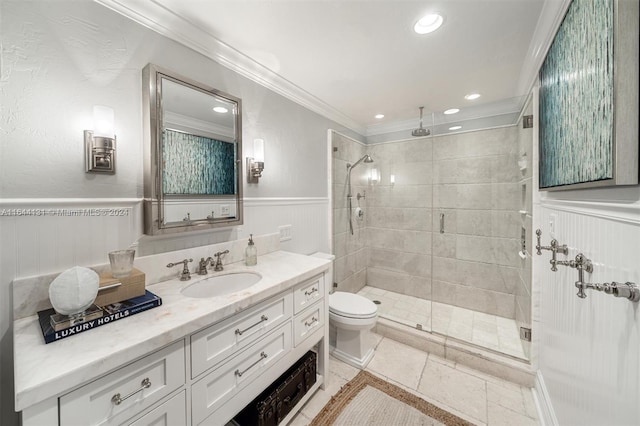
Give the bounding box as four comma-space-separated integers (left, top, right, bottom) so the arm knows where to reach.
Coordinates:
0, 199, 142, 279
535, 200, 640, 426
1, 197, 329, 281
1, 197, 329, 325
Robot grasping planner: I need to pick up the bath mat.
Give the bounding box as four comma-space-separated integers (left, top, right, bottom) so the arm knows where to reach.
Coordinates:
310, 371, 473, 426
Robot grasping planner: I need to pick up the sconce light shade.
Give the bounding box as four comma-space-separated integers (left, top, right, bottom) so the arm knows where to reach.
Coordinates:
85, 105, 116, 174
93, 105, 115, 138
390, 174, 396, 185
253, 138, 264, 162
247, 139, 265, 183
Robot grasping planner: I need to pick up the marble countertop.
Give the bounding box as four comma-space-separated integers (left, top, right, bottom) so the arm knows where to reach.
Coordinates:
13, 251, 330, 412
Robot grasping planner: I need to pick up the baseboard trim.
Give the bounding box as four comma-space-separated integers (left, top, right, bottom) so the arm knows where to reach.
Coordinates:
533, 370, 559, 426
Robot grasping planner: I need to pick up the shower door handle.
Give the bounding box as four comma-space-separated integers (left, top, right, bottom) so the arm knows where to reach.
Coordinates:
439, 213, 445, 234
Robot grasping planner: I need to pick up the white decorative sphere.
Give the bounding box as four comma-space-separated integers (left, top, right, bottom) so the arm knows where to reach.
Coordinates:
49, 266, 100, 315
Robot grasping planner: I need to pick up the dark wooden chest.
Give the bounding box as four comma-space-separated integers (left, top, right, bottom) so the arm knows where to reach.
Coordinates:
234, 351, 317, 426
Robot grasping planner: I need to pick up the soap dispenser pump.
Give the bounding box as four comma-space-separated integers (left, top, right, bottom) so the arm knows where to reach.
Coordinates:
245, 234, 257, 266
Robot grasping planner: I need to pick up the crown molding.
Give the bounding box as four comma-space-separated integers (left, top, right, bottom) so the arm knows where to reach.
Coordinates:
96, 0, 366, 135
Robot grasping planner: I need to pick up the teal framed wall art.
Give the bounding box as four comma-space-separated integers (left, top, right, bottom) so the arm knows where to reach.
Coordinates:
538, 0, 638, 190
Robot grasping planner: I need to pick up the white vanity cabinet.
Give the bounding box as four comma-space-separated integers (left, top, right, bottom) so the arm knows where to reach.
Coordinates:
193, 274, 327, 425
129, 391, 187, 426
190, 292, 294, 379
16, 259, 329, 426
59, 340, 186, 426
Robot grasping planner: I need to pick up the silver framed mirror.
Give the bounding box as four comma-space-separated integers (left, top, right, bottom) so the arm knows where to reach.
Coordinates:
142, 64, 243, 235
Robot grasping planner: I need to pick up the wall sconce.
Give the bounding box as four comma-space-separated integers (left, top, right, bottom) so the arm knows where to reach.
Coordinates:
247, 138, 265, 183
390, 174, 396, 186
369, 167, 380, 184
85, 106, 116, 174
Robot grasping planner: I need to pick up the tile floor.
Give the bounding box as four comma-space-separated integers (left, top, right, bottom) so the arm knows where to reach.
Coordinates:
357, 286, 527, 359
290, 336, 539, 426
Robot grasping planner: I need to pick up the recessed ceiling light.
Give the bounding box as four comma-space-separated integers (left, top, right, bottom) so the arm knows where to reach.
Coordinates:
375, 114, 385, 119
464, 93, 481, 100
449, 125, 462, 131
414, 13, 443, 34
213, 106, 228, 113
444, 108, 460, 115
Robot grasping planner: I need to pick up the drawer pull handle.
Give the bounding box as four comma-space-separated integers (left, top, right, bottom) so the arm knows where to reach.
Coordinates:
235, 352, 268, 377
111, 378, 151, 406
235, 315, 268, 336
304, 317, 318, 328
304, 287, 318, 297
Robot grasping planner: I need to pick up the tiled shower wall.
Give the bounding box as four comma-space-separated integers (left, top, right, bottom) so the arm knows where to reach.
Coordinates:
430, 127, 521, 319
366, 139, 434, 300
332, 131, 368, 293
332, 126, 525, 320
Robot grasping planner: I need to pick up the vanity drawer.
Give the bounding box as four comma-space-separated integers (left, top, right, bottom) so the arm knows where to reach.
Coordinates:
126, 390, 186, 426
191, 292, 293, 378
191, 322, 292, 425
294, 300, 325, 347
293, 274, 324, 314
60, 340, 185, 426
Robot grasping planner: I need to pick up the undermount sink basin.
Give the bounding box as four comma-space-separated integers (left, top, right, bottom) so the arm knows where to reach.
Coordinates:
181, 272, 262, 298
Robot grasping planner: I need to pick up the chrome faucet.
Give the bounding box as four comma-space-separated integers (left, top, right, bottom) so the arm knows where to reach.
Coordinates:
562, 253, 639, 302
198, 257, 214, 275
167, 258, 193, 281
535, 229, 568, 271
213, 250, 229, 271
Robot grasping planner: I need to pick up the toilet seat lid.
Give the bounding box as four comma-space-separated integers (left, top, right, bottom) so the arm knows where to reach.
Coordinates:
329, 292, 377, 318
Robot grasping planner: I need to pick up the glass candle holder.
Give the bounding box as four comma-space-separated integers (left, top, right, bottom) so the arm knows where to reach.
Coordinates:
108, 249, 135, 278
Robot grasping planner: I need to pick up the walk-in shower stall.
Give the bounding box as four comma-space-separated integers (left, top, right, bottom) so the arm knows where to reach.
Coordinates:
331, 98, 534, 361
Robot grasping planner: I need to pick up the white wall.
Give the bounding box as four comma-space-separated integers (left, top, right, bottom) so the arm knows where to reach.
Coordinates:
0, 1, 355, 423
532, 90, 640, 425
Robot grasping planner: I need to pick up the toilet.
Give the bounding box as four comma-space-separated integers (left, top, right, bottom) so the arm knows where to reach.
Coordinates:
329, 291, 378, 369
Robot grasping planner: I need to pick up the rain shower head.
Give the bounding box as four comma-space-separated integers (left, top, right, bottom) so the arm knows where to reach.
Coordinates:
411, 106, 431, 137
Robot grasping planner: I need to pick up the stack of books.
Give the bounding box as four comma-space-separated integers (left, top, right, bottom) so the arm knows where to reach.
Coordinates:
37, 290, 162, 344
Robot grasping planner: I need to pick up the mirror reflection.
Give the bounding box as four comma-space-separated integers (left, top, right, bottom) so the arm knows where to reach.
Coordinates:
143, 64, 243, 235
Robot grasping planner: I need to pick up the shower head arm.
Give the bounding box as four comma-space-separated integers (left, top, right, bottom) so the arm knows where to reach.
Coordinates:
349, 154, 372, 170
